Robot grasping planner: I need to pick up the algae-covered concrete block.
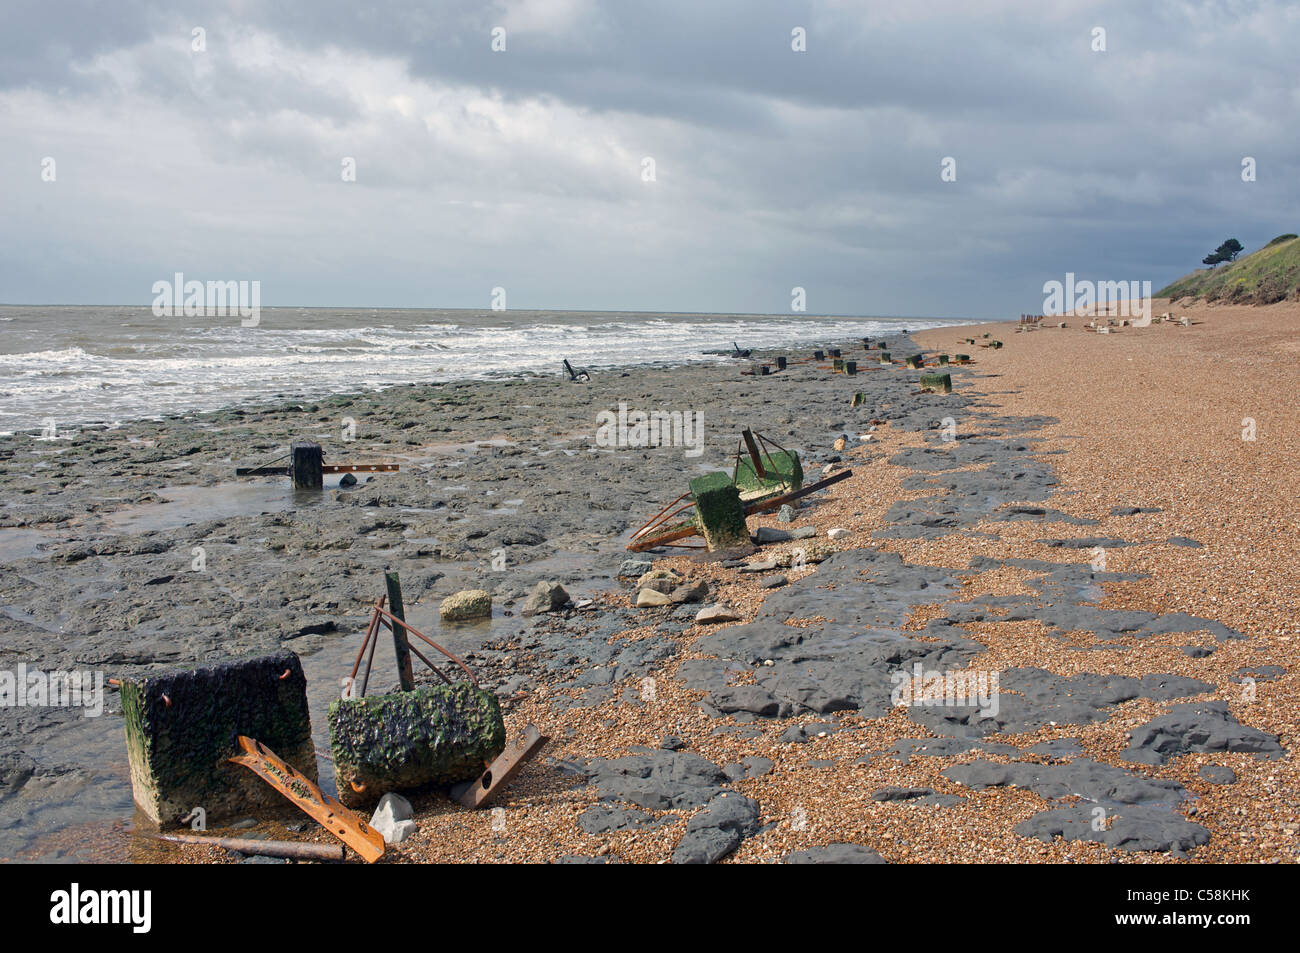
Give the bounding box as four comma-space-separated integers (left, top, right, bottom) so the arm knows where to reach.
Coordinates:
938, 354, 950, 365
879, 351, 892, 364
121, 649, 316, 828
919, 372, 953, 394
328, 683, 505, 808
734, 449, 802, 499
689, 472, 751, 552
905, 355, 924, 369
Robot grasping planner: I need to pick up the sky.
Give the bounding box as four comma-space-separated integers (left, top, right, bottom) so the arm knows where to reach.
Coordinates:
2, 0, 1297, 318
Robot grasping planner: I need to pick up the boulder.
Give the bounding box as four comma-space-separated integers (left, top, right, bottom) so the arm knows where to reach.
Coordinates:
369, 793, 418, 844
439, 589, 492, 621
521, 580, 570, 617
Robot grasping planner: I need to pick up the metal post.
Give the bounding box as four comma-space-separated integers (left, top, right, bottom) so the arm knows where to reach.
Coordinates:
290, 442, 323, 490
385, 572, 416, 692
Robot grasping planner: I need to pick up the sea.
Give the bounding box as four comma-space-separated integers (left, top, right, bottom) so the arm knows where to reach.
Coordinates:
0, 306, 981, 428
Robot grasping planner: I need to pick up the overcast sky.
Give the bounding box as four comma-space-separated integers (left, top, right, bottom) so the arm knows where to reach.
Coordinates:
2, 1, 1297, 317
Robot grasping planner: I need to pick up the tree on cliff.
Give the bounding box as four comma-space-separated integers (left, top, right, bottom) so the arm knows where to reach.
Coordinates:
1202, 238, 1244, 268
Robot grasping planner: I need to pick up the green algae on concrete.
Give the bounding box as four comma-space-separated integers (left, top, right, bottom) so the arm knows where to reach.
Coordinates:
328, 682, 505, 808
121, 649, 316, 828
919, 372, 953, 394
733, 449, 803, 499
688, 471, 751, 552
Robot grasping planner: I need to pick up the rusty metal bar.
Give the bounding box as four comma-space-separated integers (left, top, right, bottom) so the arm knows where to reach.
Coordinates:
456, 725, 549, 809
630, 490, 693, 540
347, 597, 385, 685
147, 832, 346, 862
322, 464, 400, 473
228, 736, 386, 863
743, 468, 852, 515
359, 607, 382, 696
371, 606, 479, 687
406, 643, 453, 685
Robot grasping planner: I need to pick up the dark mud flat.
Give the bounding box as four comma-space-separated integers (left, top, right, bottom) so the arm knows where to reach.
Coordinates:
0, 337, 946, 859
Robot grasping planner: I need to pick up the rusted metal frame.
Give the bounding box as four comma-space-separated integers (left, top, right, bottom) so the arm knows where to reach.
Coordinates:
754, 430, 794, 493
371, 605, 479, 687
740, 428, 767, 478
347, 597, 385, 685
742, 468, 852, 515
456, 724, 549, 809
626, 523, 701, 552
406, 642, 453, 685
228, 735, 386, 863
630, 490, 693, 541
359, 607, 382, 697
321, 464, 399, 473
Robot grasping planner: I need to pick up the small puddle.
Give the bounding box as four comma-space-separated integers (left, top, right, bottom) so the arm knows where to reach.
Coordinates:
97, 481, 332, 534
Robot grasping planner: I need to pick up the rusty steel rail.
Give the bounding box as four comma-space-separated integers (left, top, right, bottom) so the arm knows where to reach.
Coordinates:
371, 605, 479, 688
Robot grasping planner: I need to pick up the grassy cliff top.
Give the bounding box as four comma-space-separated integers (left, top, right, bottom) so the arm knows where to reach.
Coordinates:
1158, 235, 1300, 304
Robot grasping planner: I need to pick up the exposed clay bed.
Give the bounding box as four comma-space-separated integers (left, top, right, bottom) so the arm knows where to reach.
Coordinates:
1, 304, 1295, 863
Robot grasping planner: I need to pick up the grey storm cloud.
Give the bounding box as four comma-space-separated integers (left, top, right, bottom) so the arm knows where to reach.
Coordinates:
2, 0, 1298, 316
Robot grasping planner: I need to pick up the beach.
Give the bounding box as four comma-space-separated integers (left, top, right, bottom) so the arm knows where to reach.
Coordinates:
1, 302, 1295, 864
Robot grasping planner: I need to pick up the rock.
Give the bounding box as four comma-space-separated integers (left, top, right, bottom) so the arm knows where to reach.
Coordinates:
784, 843, 887, 864
833, 437, 847, 451
338, 472, 358, 487
660, 735, 686, 751
777, 505, 795, 523
790, 526, 818, 539
618, 558, 653, 577
1199, 765, 1236, 785
710, 685, 782, 717
827, 527, 849, 540
636, 588, 673, 607
439, 589, 492, 621
695, 604, 740, 624
670, 581, 708, 604
1122, 701, 1284, 765
521, 580, 569, 617
671, 793, 761, 864
760, 574, 788, 589
370, 793, 418, 844
722, 757, 774, 781
1016, 806, 1210, 853
754, 527, 792, 544
579, 805, 675, 834
636, 569, 683, 594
